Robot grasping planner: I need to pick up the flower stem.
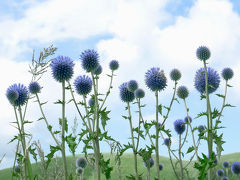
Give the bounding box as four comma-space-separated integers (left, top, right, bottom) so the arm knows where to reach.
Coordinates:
127, 102, 139, 180
61, 81, 68, 179
155, 91, 160, 179
168, 147, 180, 180
179, 134, 183, 180
136, 99, 142, 151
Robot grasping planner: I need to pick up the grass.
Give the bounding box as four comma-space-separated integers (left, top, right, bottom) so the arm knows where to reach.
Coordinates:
0, 152, 240, 179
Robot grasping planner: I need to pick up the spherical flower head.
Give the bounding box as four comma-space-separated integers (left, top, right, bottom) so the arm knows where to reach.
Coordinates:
76, 157, 88, 168
177, 86, 189, 99
80, 49, 99, 72
184, 116, 192, 123
76, 167, 83, 175
170, 69, 181, 81
50, 56, 74, 82
163, 138, 170, 147
144, 157, 154, 168
216, 169, 224, 177
145, 67, 167, 92
93, 65, 102, 75
221, 68, 233, 80
119, 82, 135, 103
88, 98, 95, 106
74, 75, 92, 96
14, 165, 20, 173
127, 80, 138, 92
194, 67, 220, 94
109, 60, 119, 71
6, 84, 28, 106
222, 161, 230, 168
158, 122, 161, 128
198, 125, 205, 133
134, 89, 145, 99
196, 46, 211, 61
29, 81, 41, 94
174, 119, 186, 135
159, 164, 163, 171
232, 162, 240, 174
221, 177, 229, 180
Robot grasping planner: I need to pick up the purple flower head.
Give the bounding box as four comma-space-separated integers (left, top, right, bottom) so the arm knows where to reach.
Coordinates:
14, 165, 20, 173
109, 60, 119, 71
144, 157, 154, 168
198, 125, 205, 133
194, 67, 220, 94
74, 75, 92, 96
76, 157, 87, 168
216, 169, 224, 177
80, 49, 99, 72
196, 46, 211, 61
6, 84, 28, 106
184, 116, 192, 123
50, 56, 74, 82
127, 80, 138, 92
222, 161, 230, 168
29, 81, 41, 94
159, 164, 163, 171
93, 65, 102, 75
119, 82, 135, 103
221, 68, 233, 80
232, 162, 240, 174
76, 167, 83, 175
177, 86, 189, 99
145, 67, 167, 92
174, 119, 186, 135
170, 69, 181, 81
221, 177, 229, 180
134, 88, 145, 99
163, 138, 170, 147
88, 98, 95, 106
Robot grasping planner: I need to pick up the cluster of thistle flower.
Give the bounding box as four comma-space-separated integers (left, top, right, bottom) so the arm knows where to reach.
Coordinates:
75, 157, 88, 178
215, 161, 240, 180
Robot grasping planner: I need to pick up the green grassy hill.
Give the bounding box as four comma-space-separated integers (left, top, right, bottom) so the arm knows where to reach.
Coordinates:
0, 153, 240, 179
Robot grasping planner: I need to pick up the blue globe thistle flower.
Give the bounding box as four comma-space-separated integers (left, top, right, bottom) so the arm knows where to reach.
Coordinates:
88, 98, 95, 106
232, 162, 240, 174
174, 119, 185, 135
74, 75, 92, 96
127, 80, 138, 92
119, 82, 135, 103
6, 84, 28, 106
14, 165, 20, 173
196, 46, 211, 61
184, 116, 192, 123
198, 125, 205, 133
177, 86, 189, 99
194, 67, 220, 94
222, 161, 230, 168
80, 49, 99, 72
109, 60, 119, 71
50, 56, 74, 82
159, 164, 163, 171
145, 67, 167, 92
76, 167, 83, 175
144, 157, 154, 168
170, 69, 181, 81
93, 65, 102, 75
221, 68, 233, 80
163, 138, 170, 147
221, 177, 229, 180
76, 157, 88, 168
216, 169, 224, 177
29, 81, 41, 94
158, 122, 162, 128
134, 89, 145, 99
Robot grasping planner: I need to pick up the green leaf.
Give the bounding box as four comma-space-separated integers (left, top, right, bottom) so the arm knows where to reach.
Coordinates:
186, 146, 194, 154
29, 146, 37, 162
54, 100, 63, 105
40, 101, 48, 106
194, 111, 207, 119
37, 117, 44, 121
45, 145, 61, 168
224, 103, 236, 108
158, 104, 162, 115
216, 94, 225, 98
66, 134, 77, 154
59, 118, 68, 133
100, 107, 110, 131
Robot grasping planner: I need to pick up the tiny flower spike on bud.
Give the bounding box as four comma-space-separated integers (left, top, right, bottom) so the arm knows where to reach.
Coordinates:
29, 81, 41, 94
222, 161, 230, 168
216, 169, 224, 177
196, 46, 211, 61
76, 167, 83, 175
80, 49, 99, 72
74, 75, 92, 96
6, 84, 28, 106
221, 68, 234, 80
145, 67, 167, 92
231, 162, 240, 175
88, 98, 95, 106
109, 60, 119, 71
144, 157, 155, 168
177, 86, 189, 99
194, 67, 220, 94
170, 68, 181, 81
93, 65, 102, 75
50, 56, 74, 82
184, 116, 192, 123
174, 119, 185, 135
221, 177, 229, 180
163, 138, 170, 146
127, 80, 138, 92
134, 88, 145, 99
119, 82, 135, 103
159, 164, 163, 171
14, 165, 20, 173
76, 157, 88, 168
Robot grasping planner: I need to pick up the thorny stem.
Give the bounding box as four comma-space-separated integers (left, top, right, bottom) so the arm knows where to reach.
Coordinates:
168, 147, 180, 180
184, 140, 201, 169
11, 141, 19, 180
83, 96, 93, 132
179, 134, 183, 180
136, 99, 142, 151
155, 91, 160, 179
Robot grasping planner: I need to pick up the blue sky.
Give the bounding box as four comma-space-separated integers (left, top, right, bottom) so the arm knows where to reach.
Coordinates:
1, 0, 240, 169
